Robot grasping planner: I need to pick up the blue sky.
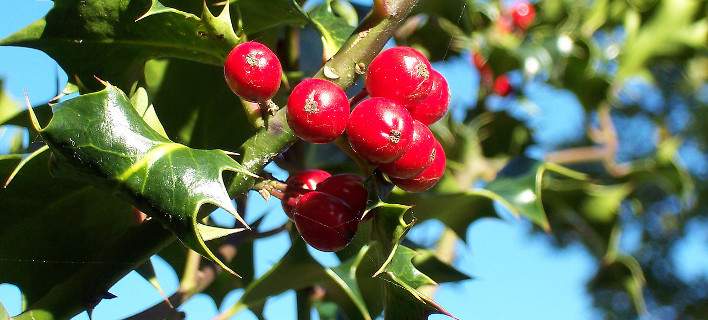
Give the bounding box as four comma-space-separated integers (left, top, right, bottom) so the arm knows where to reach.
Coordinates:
1, 1, 706, 320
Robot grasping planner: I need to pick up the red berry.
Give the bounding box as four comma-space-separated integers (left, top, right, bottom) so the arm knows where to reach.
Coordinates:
391, 140, 446, 192
347, 97, 414, 163
380, 120, 436, 179
286, 78, 350, 143
317, 174, 368, 216
281, 169, 331, 218
493, 75, 512, 96
511, 2, 536, 30
406, 70, 450, 125
224, 41, 282, 102
293, 191, 359, 252
366, 47, 433, 103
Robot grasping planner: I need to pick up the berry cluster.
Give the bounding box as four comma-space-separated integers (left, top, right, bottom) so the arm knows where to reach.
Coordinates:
223, 43, 451, 251
284, 47, 450, 192
281, 170, 367, 252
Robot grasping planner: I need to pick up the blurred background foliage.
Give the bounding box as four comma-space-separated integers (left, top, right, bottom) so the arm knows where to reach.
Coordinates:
0, 0, 706, 319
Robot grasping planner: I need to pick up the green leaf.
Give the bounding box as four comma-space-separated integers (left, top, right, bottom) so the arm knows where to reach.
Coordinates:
222, 238, 371, 320
369, 245, 456, 319
307, 2, 356, 59
32, 83, 251, 276
1, 152, 174, 319
486, 157, 587, 231
143, 58, 256, 150
369, 202, 415, 275
235, 0, 308, 35
1, 0, 240, 89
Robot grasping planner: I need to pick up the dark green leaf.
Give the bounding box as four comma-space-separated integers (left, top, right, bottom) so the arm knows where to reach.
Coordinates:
143, 58, 256, 150
221, 238, 371, 320
0, 152, 174, 319
1, 0, 240, 89
33, 83, 251, 276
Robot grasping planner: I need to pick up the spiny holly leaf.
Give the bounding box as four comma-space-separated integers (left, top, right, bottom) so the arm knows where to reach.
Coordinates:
221, 238, 371, 320
364, 245, 456, 320
1, 152, 174, 320
486, 157, 588, 232
31, 83, 251, 276
307, 1, 356, 59
0, 0, 240, 89
368, 202, 415, 275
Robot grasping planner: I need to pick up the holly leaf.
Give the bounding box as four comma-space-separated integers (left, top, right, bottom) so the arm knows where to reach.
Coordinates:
485, 157, 588, 231
235, 0, 308, 35
368, 202, 415, 275
0, 0, 240, 89
0, 152, 174, 320
365, 245, 456, 319
221, 238, 371, 320
307, 2, 356, 59
31, 83, 252, 276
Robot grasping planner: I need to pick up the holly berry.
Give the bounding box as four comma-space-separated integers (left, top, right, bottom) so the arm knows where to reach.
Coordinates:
380, 120, 436, 179
391, 140, 446, 192
347, 97, 414, 163
406, 70, 450, 125
317, 174, 368, 216
366, 47, 433, 103
281, 169, 332, 218
287, 78, 349, 143
493, 75, 512, 96
293, 191, 358, 252
511, 1, 536, 30
224, 41, 282, 103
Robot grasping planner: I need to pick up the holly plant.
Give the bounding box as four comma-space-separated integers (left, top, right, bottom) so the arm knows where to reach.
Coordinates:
0, 0, 706, 319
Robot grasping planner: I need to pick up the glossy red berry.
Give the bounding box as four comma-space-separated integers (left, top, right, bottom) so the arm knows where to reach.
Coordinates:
224, 41, 282, 102
281, 169, 332, 218
406, 70, 450, 125
347, 97, 414, 163
366, 47, 433, 103
287, 78, 350, 143
317, 174, 368, 216
380, 120, 436, 179
293, 191, 359, 252
493, 75, 512, 96
511, 2, 536, 30
391, 140, 446, 192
